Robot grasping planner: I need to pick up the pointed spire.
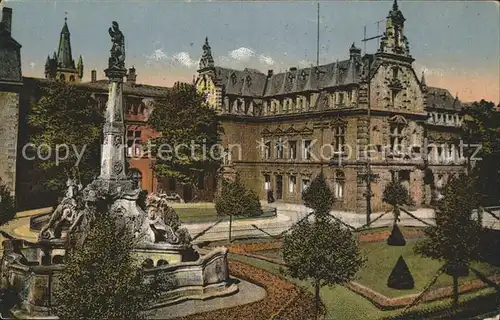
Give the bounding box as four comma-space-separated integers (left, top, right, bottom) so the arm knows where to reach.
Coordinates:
198, 36, 215, 71
57, 16, 74, 69
77, 55, 84, 79
393, 0, 399, 11
420, 71, 426, 86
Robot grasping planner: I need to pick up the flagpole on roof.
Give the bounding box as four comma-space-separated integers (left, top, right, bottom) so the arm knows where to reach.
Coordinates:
316, 2, 320, 67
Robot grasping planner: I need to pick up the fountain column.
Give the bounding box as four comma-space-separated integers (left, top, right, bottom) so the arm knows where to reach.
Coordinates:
99, 67, 127, 181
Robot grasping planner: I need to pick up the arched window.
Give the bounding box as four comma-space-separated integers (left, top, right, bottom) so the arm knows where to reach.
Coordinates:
69, 75, 75, 82
59, 74, 66, 82
157, 260, 168, 266
334, 170, 345, 200
142, 259, 154, 269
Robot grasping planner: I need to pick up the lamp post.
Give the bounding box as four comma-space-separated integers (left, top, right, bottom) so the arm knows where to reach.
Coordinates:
360, 57, 378, 225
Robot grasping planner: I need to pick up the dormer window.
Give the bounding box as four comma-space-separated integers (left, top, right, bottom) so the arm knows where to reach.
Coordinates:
246, 75, 252, 87
230, 73, 237, 85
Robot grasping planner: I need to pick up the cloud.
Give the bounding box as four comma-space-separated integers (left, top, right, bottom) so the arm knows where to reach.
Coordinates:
146, 48, 169, 63
229, 47, 255, 61
259, 55, 275, 66
172, 52, 197, 68
145, 49, 198, 69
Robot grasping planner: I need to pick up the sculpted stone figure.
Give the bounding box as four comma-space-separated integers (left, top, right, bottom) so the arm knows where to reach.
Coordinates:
108, 21, 125, 69
145, 193, 191, 244
39, 179, 82, 240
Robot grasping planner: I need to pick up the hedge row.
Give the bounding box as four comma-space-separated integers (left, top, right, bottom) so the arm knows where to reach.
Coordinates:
347, 274, 500, 310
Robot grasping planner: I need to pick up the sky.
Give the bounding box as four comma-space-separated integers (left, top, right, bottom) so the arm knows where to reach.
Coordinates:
2, 0, 499, 103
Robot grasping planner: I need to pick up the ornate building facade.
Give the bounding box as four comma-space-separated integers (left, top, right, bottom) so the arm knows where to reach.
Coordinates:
195, 0, 466, 212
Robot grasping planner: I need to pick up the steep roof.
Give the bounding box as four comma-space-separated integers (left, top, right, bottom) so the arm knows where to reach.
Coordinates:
57, 19, 75, 69
23, 77, 170, 98
426, 87, 462, 111
77, 80, 170, 98
213, 67, 268, 97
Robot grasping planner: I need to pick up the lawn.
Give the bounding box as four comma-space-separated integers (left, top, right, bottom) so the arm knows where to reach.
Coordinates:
229, 252, 499, 320
358, 239, 500, 298
246, 237, 500, 299
174, 204, 276, 223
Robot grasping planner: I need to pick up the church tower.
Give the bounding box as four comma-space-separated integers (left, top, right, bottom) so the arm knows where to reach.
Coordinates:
378, 0, 411, 58
45, 17, 83, 82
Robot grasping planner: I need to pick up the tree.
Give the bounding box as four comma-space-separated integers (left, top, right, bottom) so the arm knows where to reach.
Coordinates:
283, 217, 363, 319
54, 197, 161, 320
27, 81, 103, 205
214, 175, 263, 241
148, 82, 223, 191
0, 183, 16, 226
301, 171, 334, 217
383, 180, 414, 246
415, 174, 482, 307
462, 100, 500, 206
283, 172, 364, 319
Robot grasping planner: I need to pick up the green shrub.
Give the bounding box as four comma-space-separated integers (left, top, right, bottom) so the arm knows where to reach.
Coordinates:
387, 224, 406, 246
215, 176, 263, 218
387, 256, 415, 290
0, 183, 16, 226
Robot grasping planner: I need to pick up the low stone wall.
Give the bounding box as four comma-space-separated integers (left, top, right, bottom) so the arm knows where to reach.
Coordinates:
145, 247, 238, 308
1, 240, 237, 318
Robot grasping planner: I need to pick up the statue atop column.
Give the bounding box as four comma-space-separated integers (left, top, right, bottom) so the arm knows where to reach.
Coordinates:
108, 21, 125, 70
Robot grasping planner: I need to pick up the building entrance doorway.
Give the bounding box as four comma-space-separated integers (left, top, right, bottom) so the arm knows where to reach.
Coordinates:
276, 175, 283, 200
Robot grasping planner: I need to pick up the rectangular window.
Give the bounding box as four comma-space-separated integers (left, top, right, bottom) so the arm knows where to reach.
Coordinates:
276, 138, 284, 159
334, 181, 344, 199
338, 92, 344, 105
302, 179, 310, 192
264, 141, 271, 159
288, 175, 296, 193
333, 126, 346, 152
289, 140, 297, 160
276, 175, 283, 200
389, 124, 404, 156
303, 140, 312, 160
264, 174, 271, 191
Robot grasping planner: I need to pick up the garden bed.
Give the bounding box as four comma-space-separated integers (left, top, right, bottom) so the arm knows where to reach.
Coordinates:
174, 260, 321, 320
215, 228, 500, 311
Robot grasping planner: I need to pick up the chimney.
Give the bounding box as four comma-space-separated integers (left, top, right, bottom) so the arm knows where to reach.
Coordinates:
91, 69, 97, 83
1, 7, 13, 35
267, 69, 274, 77
127, 66, 137, 84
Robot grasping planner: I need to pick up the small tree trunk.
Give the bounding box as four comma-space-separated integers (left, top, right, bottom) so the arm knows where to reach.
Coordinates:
452, 274, 459, 307
315, 279, 320, 320
228, 215, 232, 243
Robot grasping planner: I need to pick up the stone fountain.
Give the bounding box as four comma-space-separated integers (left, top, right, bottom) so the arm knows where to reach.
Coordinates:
0, 21, 236, 319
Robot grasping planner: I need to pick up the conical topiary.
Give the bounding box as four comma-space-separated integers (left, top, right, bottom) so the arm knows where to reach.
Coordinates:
387, 256, 415, 289
387, 223, 406, 246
